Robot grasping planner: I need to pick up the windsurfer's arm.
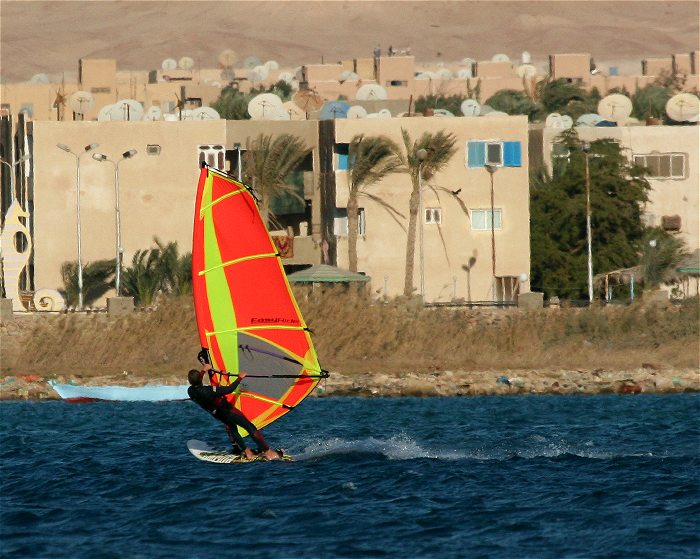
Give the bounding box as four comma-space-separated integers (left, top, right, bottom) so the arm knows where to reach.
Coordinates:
212, 372, 246, 395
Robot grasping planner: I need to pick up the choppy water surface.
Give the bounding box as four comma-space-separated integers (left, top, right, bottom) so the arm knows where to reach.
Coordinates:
1, 394, 699, 559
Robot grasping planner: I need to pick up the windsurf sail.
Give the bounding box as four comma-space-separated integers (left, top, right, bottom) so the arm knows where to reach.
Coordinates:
192, 165, 326, 432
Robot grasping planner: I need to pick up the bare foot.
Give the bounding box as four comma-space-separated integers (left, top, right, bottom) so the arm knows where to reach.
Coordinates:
263, 449, 281, 461
243, 448, 256, 460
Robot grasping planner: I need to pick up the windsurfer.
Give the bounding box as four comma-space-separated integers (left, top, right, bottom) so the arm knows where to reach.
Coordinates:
187, 364, 282, 461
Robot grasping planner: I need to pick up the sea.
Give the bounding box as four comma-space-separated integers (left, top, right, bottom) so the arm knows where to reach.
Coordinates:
1, 394, 698, 559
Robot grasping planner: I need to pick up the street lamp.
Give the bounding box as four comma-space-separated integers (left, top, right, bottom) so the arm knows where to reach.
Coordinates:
93, 149, 138, 296
416, 148, 428, 299
484, 164, 498, 282
56, 142, 99, 309
582, 142, 594, 304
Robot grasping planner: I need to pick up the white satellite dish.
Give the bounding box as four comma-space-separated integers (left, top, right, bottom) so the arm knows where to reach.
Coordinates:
339, 70, 359, 82
545, 113, 565, 128
264, 60, 279, 71
435, 68, 454, 80
377, 108, 392, 118
347, 105, 368, 119
457, 68, 473, 79
97, 104, 116, 121
461, 99, 481, 116
270, 107, 291, 121
218, 49, 238, 67
485, 111, 509, 117
516, 64, 537, 78
247, 93, 284, 119
356, 84, 388, 100
247, 65, 269, 82
492, 53, 511, 63
111, 99, 144, 121
278, 71, 295, 84
69, 91, 95, 114
30, 73, 50, 84
433, 108, 455, 117
283, 101, 306, 121
665, 93, 700, 122
597, 94, 632, 122
180, 109, 194, 120
560, 115, 574, 128
192, 107, 220, 120
179, 56, 195, 70
576, 113, 604, 127
521, 51, 532, 64
161, 58, 178, 71
144, 106, 162, 121
244, 56, 262, 69
415, 72, 435, 80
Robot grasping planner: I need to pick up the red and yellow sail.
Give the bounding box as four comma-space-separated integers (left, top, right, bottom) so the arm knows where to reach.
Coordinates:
192, 166, 324, 431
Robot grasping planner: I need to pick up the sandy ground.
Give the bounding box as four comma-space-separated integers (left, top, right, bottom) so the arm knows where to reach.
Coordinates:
1, 1, 698, 82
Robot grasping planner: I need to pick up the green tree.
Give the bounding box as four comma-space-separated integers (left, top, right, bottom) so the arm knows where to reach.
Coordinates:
211, 81, 294, 120
346, 134, 404, 272
415, 94, 469, 116
531, 130, 651, 300
536, 77, 590, 117
632, 84, 672, 121
484, 89, 539, 120
640, 228, 688, 289
242, 133, 312, 226
59, 259, 115, 307
398, 128, 457, 297
155, 238, 192, 296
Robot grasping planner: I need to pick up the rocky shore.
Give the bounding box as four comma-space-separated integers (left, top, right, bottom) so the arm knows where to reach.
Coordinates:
2, 366, 698, 401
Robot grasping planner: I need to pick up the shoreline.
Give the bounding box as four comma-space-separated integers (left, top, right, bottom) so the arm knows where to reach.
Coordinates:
2, 367, 698, 401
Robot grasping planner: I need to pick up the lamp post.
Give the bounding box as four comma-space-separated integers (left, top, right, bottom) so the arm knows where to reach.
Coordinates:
93, 149, 138, 296
582, 142, 594, 304
56, 142, 99, 309
484, 164, 498, 281
416, 148, 428, 299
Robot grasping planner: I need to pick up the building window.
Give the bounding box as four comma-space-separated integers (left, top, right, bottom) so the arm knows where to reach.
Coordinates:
387, 80, 408, 87
334, 207, 365, 236
90, 87, 111, 94
467, 141, 521, 168
336, 143, 350, 171
633, 153, 686, 179
146, 144, 161, 155
198, 145, 225, 169
424, 207, 442, 224
471, 209, 502, 230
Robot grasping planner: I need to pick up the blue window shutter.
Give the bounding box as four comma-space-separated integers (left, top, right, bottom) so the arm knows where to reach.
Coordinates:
338, 153, 349, 170
503, 141, 522, 167
467, 141, 486, 168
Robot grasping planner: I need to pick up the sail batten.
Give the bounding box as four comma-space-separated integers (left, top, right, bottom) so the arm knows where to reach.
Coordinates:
192, 166, 323, 432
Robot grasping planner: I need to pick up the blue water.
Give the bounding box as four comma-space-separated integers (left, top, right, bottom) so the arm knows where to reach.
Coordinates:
1, 395, 699, 559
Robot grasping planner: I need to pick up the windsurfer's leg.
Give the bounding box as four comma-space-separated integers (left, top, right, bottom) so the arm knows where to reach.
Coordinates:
228, 408, 270, 452
224, 425, 244, 454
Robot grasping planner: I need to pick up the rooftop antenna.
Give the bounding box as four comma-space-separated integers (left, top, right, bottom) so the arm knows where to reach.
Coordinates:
576, 113, 604, 126
191, 107, 221, 120
597, 94, 632, 123
161, 58, 178, 71
247, 64, 269, 83
247, 93, 283, 119
68, 91, 95, 120
52, 78, 67, 120
356, 84, 388, 100
347, 105, 368, 119
144, 105, 163, 121
244, 55, 262, 69
283, 101, 306, 120
30, 73, 50, 84
516, 64, 537, 79
178, 56, 195, 71
460, 99, 481, 116
218, 49, 238, 83
319, 101, 350, 120
110, 99, 144, 121
665, 93, 700, 122
492, 53, 511, 63
97, 104, 116, 121
292, 89, 324, 115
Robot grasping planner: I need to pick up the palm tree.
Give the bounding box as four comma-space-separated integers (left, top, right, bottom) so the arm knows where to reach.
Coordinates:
242, 133, 312, 227
398, 128, 457, 297
121, 244, 165, 306
155, 238, 192, 296
346, 134, 404, 272
59, 259, 115, 307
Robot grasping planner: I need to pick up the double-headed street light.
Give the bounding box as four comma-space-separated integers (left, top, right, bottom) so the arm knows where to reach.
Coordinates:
582, 142, 594, 304
93, 149, 138, 296
56, 142, 99, 309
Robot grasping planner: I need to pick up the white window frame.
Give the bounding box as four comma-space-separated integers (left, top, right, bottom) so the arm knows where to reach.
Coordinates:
424, 207, 442, 224
633, 153, 686, 179
334, 208, 365, 236
470, 208, 502, 231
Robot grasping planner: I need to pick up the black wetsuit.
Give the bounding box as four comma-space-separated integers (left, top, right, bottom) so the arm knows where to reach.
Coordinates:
188, 380, 270, 453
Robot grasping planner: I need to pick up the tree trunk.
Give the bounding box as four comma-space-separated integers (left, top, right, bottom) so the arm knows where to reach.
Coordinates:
403, 184, 420, 297
347, 194, 359, 272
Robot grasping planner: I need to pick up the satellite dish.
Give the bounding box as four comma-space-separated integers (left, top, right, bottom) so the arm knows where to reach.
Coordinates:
292, 90, 324, 112
161, 58, 177, 71
282, 101, 306, 121
111, 99, 144, 121
545, 113, 565, 128
492, 53, 511, 63
244, 56, 262, 69
247, 65, 269, 82
144, 106, 162, 121
247, 93, 284, 119
347, 105, 368, 119
597, 94, 632, 122
356, 84, 388, 100
436, 68, 454, 80
433, 108, 455, 117
377, 108, 392, 118
461, 99, 481, 116
521, 51, 532, 64
461, 57, 475, 66
339, 70, 359, 82
30, 73, 50, 84
457, 68, 473, 79
192, 107, 221, 120
69, 91, 95, 114
218, 49, 238, 67
576, 113, 604, 127
264, 60, 279, 71
97, 104, 116, 121
415, 72, 436, 80
485, 111, 509, 117
278, 71, 295, 84
178, 56, 195, 70
665, 93, 700, 122
319, 101, 350, 120
560, 115, 574, 128
516, 64, 537, 78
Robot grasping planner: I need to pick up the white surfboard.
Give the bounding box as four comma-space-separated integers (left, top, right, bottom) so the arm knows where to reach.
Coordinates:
187, 439, 292, 463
